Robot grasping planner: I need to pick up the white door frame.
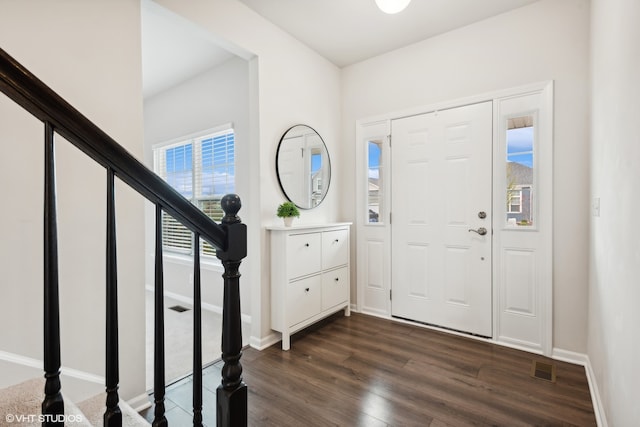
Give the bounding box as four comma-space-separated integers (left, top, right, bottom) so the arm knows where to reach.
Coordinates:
355, 81, 554, 356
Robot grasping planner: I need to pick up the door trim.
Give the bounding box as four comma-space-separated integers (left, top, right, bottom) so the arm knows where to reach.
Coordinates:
355, 81, 554, 356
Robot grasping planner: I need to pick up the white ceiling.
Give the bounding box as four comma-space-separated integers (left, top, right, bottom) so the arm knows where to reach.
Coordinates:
142, 0, 540, 97
237, 0, 540, 67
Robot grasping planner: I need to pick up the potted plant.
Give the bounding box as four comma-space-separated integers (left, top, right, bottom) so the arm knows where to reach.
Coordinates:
277, 201, 300, 227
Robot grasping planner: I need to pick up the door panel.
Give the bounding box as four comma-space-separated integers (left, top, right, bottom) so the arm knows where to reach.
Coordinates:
391, 102, 493, 337
356, 121, 392, 316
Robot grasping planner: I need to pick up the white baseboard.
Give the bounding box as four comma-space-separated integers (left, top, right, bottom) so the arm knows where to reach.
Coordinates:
584, 355, 608, 427
552, 348, 607, 427
359, 306, 392, 318
495, 337, 544, 356
127, 392, 152, 412
551, 347, 589, 365
0, 350, 104, 384
249, 333, 280, 351
145, 285, 252, 324
0, 350, 106, 402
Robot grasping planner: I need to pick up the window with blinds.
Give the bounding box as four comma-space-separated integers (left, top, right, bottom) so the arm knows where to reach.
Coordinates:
154, 127, 235, 257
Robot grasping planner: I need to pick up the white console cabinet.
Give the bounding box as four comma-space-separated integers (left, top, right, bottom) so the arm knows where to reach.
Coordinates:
268, 223, 351, 350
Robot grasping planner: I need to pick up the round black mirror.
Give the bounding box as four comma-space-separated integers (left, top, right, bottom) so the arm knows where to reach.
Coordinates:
276, 125, 331, 209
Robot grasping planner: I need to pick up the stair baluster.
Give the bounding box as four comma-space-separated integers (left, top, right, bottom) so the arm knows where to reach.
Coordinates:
105, 167, 122, 426
216, 195, 248, 427
0, 47, 249, 426
153, 205, 167, 427
42, 121, 64, 426
193, 233, 203, 426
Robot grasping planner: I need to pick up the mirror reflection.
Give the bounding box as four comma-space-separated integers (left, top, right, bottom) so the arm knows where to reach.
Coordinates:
276, 125, 331, 209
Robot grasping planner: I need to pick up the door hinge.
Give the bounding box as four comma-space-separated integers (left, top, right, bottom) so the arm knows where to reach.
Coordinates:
389, 212, 392, 224
388, 134, 392, 147
390, 289, 392, 300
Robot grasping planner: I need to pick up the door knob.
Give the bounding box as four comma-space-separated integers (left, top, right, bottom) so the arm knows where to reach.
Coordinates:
468, 227, 488, 236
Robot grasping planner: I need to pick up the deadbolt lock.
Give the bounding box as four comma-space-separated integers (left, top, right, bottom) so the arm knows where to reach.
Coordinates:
478, 211, 487, 219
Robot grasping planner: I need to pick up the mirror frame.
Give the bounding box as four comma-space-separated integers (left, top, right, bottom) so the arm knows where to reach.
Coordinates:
275, 124, 331, 209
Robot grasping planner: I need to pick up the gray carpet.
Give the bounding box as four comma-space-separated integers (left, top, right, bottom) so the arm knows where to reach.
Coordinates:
77, 392, 149, 426
145, 291, 222, 389
0, 377, 149, 426
143, 289, 260, 390
0, 378, 91, 427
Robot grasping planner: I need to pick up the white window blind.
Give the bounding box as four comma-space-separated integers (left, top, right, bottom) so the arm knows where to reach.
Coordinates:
153, 127, 235, 256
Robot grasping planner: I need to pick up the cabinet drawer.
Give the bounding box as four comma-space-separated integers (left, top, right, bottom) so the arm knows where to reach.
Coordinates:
321, 267, 349, 311
287, 233, 322, 279
287, 275, 322, 327
322, 229, 349, 270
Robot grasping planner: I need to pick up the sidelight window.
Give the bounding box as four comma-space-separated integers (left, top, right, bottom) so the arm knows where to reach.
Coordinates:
367, 139, 383, 224
506, 116, 534, 227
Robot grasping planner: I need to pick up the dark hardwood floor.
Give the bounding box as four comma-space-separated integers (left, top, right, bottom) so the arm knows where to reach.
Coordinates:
143, 312, 596, 426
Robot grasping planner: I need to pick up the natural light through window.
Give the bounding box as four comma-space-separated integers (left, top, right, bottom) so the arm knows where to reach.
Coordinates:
367, 139, 383, 224
506, 116, 534, 227
154, 127, 235, 256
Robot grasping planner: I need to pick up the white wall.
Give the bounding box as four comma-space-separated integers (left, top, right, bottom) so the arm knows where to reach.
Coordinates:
589, 0, 640, 424
153, 0, 343, 345
143, 57, 251, 317
341, 0, 591, 354
0, 0, 146, 401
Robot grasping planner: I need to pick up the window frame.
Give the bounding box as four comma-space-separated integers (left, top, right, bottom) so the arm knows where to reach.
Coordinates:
153, 124, 235, 258
503, 113, 537, 230
366, 138, 385, 225
507, 188, 523, 213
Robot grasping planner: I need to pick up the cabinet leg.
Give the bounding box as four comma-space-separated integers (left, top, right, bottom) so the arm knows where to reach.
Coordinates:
282, 332, 290, 351
344, 305, 351, 317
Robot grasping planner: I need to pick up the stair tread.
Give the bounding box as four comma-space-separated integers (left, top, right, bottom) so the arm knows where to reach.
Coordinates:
77, 393, 150, 427
0, 377, 91, 426
0, 377, 150, 426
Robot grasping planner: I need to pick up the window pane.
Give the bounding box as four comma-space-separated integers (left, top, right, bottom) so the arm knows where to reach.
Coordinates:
367, 140, 383, 224
154, 128, 235, 257
162, 211, 192, 254
310, 151, 322, 203
200, 131, 235, 197
157, 142, 194, 254
199, 198, 224, 256
506, 116, 534, 227
165, 143, 193, 198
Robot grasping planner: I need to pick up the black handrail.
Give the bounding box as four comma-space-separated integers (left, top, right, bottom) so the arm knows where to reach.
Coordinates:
0, 47, 225, 250
1, 46, 248, 427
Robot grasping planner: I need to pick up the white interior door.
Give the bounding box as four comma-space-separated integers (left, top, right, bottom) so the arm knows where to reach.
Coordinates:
391, 102, 493, 337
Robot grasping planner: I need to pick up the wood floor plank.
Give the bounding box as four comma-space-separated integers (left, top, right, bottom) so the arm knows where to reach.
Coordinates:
239, 313, 596, 426
153, 312, 596, 426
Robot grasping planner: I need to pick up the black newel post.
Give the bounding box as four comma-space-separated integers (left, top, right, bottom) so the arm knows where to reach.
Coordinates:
216, 194, 248, 427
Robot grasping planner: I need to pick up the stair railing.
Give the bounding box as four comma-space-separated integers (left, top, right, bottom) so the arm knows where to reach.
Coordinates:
0, 47, 247, 427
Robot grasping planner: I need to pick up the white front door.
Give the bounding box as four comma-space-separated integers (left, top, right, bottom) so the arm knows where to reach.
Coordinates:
391, 102, 493, 337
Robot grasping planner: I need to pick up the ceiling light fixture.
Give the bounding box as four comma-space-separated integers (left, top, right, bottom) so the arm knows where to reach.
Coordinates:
375, 0, 411, 14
